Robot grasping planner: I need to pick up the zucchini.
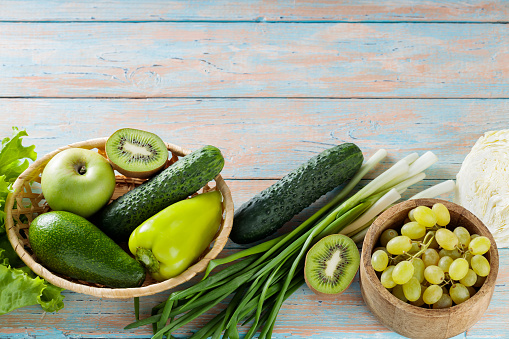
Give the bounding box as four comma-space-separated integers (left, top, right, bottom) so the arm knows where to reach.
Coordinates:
230, 143, 363, 244
92, 145, 225, 241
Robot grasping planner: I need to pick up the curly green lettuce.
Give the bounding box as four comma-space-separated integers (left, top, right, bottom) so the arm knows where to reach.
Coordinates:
0, 251, 65, 315
0, 127, 65, 315
0, 127, 37, 234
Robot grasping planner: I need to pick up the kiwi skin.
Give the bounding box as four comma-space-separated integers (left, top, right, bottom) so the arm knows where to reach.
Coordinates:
304, 234, 360, 299
106, 128, 169, 179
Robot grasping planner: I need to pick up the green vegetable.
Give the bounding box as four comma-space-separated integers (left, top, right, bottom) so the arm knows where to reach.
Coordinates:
0, 127, 37, 234
29, 211, 146, 288
0, 234, 23, 268
126, 148, 441, 338
0, 127, 64, 315
92, 145, 225, 241
0, 262, 64, 315
128, 190, 223, 281
230, 143, 363, 244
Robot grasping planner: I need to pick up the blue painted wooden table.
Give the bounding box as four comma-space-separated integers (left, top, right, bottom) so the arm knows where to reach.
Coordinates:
0, 1, 508, 338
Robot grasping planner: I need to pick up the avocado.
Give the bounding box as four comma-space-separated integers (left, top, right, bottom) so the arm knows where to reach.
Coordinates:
29, 211, 145, 288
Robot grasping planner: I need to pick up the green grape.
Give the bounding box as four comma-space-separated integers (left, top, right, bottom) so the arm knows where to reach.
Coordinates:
408, 208, 416, 222
463, 251, 473, 265
410, 291, 425, 307
413, 206, 437, 228
435, 228, 459, 251
438, 256, 453, 273
401, 221, 426, 240
392, 284, 408, 302
453, 226, 471, 250
470, 234, 480, 241
433, 293, 453, 309
449, 258, 469, 280
374, 246, 388, 252
392, 260, 415, 285
450, 283, 470, 304
474, 274, 487, 288
408, 242, 421, 255
422, 248, 440, 267
423, 284, 443, 305
392, 255, 407, 265
424, 265, 445, 285
459, 269, 477, 287
371, 250, 389, 272
381, 266, 397, 289
467, 286, 477, 297
402, 277, 421, 302
412, 258, 425, 283
432, 203, 450, 226
439, 248, 461, 260
386, 235, 413, 255
380, 229, 399, 247
427, 231, 440, 249
468, 236, 491, 255
471, 255, 490, 277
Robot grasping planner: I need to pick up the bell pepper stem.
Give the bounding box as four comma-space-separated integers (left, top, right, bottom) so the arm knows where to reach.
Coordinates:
135, 247, 160, 274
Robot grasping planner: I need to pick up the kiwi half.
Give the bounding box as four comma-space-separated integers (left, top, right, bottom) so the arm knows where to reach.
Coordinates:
105, 128, 169, 179
304, 234, 360, 298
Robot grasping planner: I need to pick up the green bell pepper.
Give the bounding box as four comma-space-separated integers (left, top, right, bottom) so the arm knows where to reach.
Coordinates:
128, 190, 223, 281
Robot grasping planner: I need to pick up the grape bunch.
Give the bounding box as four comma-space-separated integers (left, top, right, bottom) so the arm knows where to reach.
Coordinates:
370, 203, 491, 309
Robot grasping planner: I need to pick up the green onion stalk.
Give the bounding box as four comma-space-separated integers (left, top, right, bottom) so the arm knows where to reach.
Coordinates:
126, 149, 450, 339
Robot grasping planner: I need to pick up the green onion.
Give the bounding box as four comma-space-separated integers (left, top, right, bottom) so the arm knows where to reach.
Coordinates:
409, 180, 455, 200
134, 297, 140, 321
126, 150, 441, 338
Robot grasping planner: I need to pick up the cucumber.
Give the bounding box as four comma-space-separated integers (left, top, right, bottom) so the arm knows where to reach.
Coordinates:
29, 211, 146, 288
230, 143, 363, 244
92, 145, 224, 241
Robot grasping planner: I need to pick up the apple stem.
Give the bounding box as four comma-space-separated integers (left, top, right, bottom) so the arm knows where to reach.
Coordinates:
78, 166, 86, 175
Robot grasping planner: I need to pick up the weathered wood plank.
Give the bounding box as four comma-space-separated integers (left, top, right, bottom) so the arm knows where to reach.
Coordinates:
1, 0, 508, 22
0, 23, 507, 98
1, 99, 508, 180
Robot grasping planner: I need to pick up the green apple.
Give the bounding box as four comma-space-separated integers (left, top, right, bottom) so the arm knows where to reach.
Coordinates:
41, 148, 116, 218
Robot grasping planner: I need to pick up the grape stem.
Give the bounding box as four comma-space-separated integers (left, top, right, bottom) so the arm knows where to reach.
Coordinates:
408, 232, 435, 261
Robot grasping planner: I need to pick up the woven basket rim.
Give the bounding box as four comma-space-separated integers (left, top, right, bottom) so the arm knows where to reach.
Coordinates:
5, 137, 234, 299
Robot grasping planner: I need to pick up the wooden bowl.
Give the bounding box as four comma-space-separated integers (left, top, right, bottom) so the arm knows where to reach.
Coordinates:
5, 138, 234, 299
359, 198, 499, 339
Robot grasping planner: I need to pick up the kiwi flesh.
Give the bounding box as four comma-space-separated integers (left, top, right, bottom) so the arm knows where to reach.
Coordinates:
304, 234, 360, 298
105, 128, 169, 179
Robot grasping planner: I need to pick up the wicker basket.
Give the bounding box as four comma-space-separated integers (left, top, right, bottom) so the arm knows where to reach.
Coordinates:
5, 138, 234, 299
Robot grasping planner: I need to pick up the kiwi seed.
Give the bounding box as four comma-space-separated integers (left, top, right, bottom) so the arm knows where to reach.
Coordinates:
304, 234, 360, 298
105, 128, 169, 179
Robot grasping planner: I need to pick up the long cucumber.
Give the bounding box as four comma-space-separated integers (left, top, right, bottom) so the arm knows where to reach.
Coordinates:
230, 143, 363, 244
92, 145, 224, 241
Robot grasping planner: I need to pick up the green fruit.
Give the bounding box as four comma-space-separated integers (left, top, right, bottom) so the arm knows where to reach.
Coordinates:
304, 234, 360, 298
106, 128, 169, 179
29, 211, 145, 288
92, 145, 224, 241
41, 148, 116, 218
230, 143, 363, 244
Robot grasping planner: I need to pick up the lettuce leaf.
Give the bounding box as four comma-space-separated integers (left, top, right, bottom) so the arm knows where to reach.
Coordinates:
38, 281, 66, 313
0, 264, 46, 315
0, 232, 65, 315
0, 261, 65, 315
0, 127, 37, 183
0, 128, 65, 314
0, 127, 37, 235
